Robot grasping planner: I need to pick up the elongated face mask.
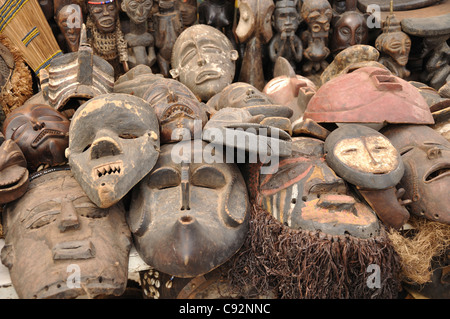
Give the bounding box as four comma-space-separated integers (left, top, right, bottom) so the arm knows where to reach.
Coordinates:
67, 93, 160, 208
2, 104, 70, 172
0, 132, 29, 204
128, 140, 249, 278
382, 124, 450, 224
1, 168, 131, 299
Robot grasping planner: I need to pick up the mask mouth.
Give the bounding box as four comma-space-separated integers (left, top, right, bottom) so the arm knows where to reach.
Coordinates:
31, 129, 67, 148
195, 69, 220, 85
52, 240, 95, 260
424, 163, 450, 183
161, 104, 196, 122
93, 161, 123, 180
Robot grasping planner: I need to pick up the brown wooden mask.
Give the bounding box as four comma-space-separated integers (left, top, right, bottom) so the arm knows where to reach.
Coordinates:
330, 11, 368, 56
67, 93, 160, 208
382, 124, 450, 225
87, 0, 118, 34
2, 103, 70, 173
56, 4, 83, 52
170, 24, 238, 102
245, 136, 381, 238
207, 82, 293, 118
0, 168, 131, 299
128, 140, 249, 278
142, 78, 208, 144
0, 132, 29, 204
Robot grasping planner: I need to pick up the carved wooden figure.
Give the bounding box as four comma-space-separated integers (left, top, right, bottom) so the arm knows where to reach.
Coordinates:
300, 0, 333, 74
268, 0, 303, 71
121, 0, 156, 69
1, 168, 132, 299
375, 14, 411, 79
176, 0, 198, 29
330, 10, 368, 57
86, 0, 129, 77
198, 0, 236, 47
235, 0, 275, 91
154, 0, 183, 77
55, 4, 83, 52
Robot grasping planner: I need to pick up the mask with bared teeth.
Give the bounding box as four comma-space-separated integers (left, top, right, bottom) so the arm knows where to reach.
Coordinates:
66, 93, 160, 208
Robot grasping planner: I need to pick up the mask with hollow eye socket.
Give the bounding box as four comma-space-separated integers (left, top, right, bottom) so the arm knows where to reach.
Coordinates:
127, 140, 249, 278
66, 93, 160, 209
381, 124, 450, 225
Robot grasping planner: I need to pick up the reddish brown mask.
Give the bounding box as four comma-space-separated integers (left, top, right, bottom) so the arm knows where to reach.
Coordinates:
382, 124, 450, 224
245, 136, 381, 238
0, 132, 29, 204
0, 168, 131, 299
67, 94, 160, 208
142, 78, 208, 144
128, 140, 249, 278
2, 104, 70, 172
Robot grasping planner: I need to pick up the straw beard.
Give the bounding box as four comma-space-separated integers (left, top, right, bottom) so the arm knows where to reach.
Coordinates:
226, 203, 402, 299
0, 34, 33, 119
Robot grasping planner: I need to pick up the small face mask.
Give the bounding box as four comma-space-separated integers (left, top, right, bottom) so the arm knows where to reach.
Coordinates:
0, 132, 29, 204
331, 11, 368, 55
382, 124, 450, 224
56, 4, 82, 52
246, 136, 380, 238
2, 103, 70, 172
170, 24, 238, 102
67, 93, 160, 208
324, 124, 404, 190
128, 140, 249, 278
87, 1, 118, 34
1, 168, 131, 299
142, 78, 208, 144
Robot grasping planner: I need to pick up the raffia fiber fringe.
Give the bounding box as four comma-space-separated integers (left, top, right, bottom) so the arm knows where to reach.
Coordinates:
227, 204, 402, 299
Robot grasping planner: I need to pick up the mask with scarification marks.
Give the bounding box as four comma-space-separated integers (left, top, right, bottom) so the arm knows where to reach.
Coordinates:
2, 104, 70, 173
66, 93, 160, 208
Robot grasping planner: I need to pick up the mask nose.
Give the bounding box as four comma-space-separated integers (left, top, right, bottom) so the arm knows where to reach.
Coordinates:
59, 199, 80, 232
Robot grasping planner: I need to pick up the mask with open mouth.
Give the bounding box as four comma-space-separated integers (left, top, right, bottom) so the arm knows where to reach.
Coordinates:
66, 93, 160, 208
128, 140, 249, 278
381, 124, 450, 225
0, 168, 131, 299
170, 24, 238, 102
142, 78, 208, 144
2, 103, 70, 173
0, 132, 29, 204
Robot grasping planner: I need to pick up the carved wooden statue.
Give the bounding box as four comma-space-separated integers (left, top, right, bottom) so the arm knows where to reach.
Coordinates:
154, 0, 183, 77
330, 9, 368, 57
375, 13, 411, 79
198, 0, 236, 46
55, 4, 83, 52
86, 0, 129, 77
235, 0, 275, 91
300, 0, 333, 74
268, 0, 303, 71
176, 0, 198, 29
121, 0, 156, 69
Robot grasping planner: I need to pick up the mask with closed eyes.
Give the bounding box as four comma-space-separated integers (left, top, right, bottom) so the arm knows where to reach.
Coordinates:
128, 140, 249, 278
0, 168, 131, 299
2, 103, 70, 173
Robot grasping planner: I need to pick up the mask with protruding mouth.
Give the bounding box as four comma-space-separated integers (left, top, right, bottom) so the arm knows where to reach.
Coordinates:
195, 69, 221, 85
161, 104, 196, 123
